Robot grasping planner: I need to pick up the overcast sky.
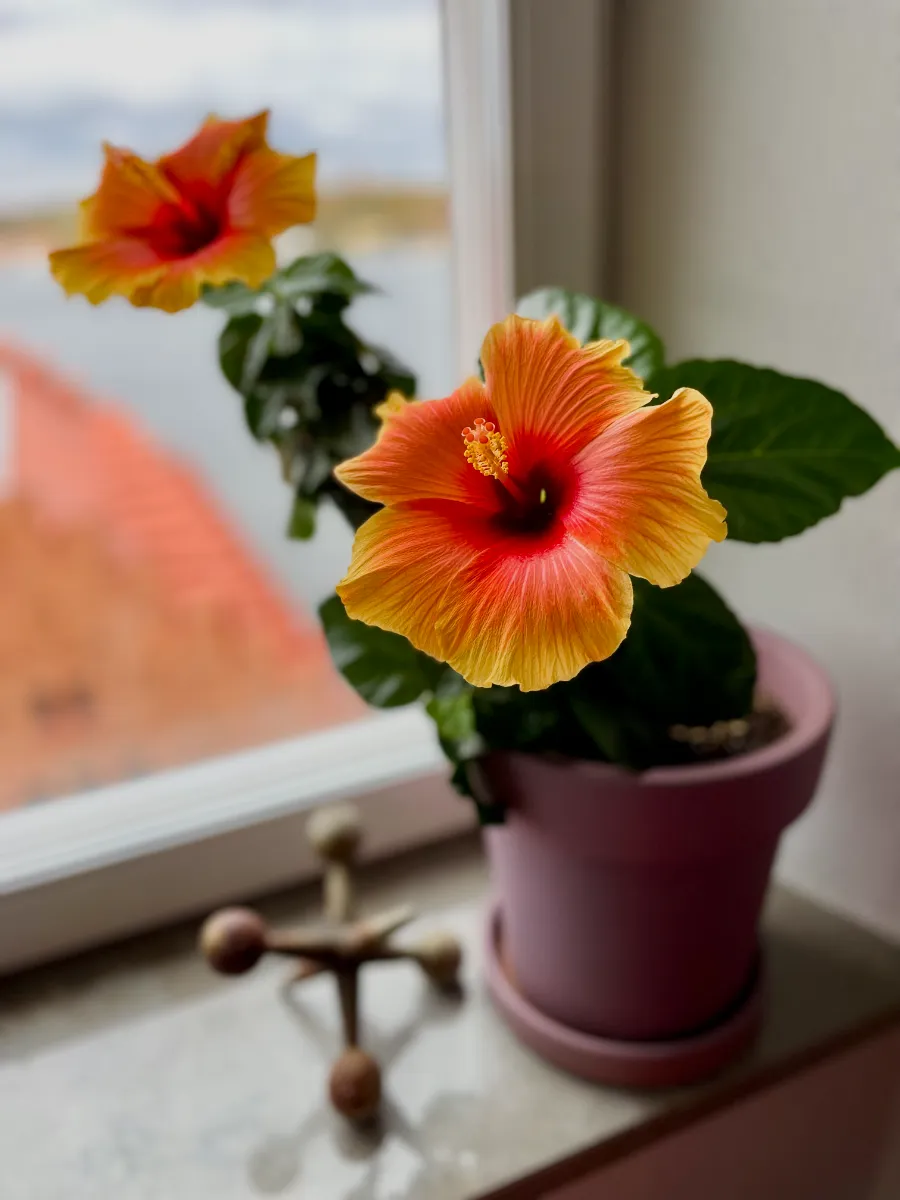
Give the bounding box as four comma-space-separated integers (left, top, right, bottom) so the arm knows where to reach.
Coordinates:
0, 0, 446, 213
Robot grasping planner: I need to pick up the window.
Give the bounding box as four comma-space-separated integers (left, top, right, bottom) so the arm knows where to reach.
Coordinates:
0, 0, 527, 970
0, 0, 454, 801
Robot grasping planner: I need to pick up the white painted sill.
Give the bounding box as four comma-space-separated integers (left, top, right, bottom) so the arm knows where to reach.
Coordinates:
0, 709, 472, 974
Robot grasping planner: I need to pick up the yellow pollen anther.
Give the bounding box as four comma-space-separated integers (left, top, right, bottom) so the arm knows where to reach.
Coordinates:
539, 488, 547, 504
462, 417, 509, 479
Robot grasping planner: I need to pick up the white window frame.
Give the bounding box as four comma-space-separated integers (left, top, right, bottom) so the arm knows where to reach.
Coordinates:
0, 0, 610, 973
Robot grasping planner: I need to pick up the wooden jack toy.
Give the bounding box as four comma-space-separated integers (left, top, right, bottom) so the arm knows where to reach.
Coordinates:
199, 803, 463, 1122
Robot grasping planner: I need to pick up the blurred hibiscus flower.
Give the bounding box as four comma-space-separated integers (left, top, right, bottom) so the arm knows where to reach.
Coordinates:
49, 111, 315, 313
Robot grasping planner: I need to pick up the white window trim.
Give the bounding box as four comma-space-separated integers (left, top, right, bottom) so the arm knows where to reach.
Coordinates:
0, 0, 612, 974
442, 0, 516, 373
0, 711, 472, 972
0, 711, 445, 895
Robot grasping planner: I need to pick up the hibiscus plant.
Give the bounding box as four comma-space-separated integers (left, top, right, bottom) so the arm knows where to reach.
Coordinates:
50, 114, 900, 822
322, 286, 900, 814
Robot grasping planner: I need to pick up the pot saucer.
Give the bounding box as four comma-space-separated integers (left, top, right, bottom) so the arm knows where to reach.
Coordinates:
484, 903, 763, 1089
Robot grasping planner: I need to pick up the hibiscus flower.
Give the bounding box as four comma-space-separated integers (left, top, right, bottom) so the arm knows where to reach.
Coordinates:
49, 111, 315, 313
335, 315, 727, 691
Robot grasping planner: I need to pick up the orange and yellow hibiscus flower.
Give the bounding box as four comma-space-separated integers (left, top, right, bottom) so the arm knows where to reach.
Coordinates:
49, 111, 315, 313
335, 315, 727, 692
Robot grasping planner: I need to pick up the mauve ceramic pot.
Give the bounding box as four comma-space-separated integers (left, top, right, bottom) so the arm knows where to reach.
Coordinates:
477, 629, 835, 1043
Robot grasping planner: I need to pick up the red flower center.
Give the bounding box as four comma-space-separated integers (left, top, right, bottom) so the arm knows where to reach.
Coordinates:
462, 417, 572, 538
142, 196, 222, 259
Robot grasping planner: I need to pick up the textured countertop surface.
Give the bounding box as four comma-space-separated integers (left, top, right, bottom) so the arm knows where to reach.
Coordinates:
3, 837, 900, 1200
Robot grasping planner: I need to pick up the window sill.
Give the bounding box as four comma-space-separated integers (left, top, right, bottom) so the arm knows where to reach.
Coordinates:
0, 707, 472, 973
3, 839, 900, 1197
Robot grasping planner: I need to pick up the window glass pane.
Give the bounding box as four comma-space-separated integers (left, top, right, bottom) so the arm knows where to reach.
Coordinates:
0, 0, 450, 809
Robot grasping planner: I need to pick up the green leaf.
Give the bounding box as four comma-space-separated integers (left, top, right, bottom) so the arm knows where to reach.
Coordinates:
201, 280, 262, 317
425, 691, 509, 815
272, 253, 375, 303
217, 311, 275, 395
212, 262, 418, 539
204, 255, 374, 316
467, 683, 599, 767
218, 312, 263, 392
472, 686, 570, 755
565, 692, 637, 766
607, 574, 755, 723
287, 495, 317, 540
241, 315, 275, 392
569, 574, 756, 769
647, 360, 900, 543
243, 383, 290, 440
426, 690, 482, 763
318, 595, 449, 708
269, 302, 303, 357
517, 287, 666, 381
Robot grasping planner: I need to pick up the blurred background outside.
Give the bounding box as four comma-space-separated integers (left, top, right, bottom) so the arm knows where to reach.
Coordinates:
0, 0, 453, 811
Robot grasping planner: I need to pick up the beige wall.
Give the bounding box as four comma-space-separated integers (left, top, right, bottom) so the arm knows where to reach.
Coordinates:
509, 0, 612, 297
612, 0, 900, 938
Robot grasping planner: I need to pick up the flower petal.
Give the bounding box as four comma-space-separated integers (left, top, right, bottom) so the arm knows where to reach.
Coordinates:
481, 314, 651, 463
454, 529, 633, 691
191, 232, 276, 288
569, 387, 727, 588
157, 111, 270, 192
48, 238, 165, 305
227, 146, 317, 236
337, 501, 633, 691
335, 377, 502, 509
337, 504, 480, 669
130, 234, 276, 313
82, 146, 182, 239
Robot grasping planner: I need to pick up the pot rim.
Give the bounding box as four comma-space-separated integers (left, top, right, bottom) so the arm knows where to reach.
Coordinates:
491, 626, 836, 789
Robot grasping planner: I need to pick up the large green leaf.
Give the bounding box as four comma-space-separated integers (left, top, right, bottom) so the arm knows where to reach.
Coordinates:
647, 359, 900, 543
599, 574, 755, 722
318, 595, 456, 708
568, 573, 756, 770
517, 287, 665, 381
